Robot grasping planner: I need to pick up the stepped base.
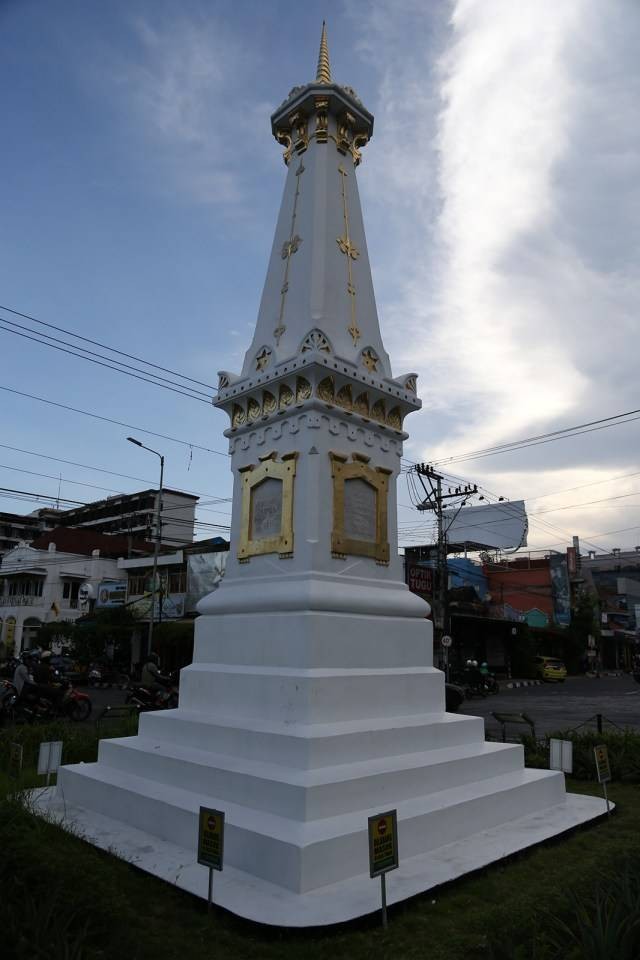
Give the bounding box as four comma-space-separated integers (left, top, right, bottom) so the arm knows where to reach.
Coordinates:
31, 787, 607, 926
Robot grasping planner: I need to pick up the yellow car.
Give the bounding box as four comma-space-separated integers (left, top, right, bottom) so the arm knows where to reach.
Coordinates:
534, 655, 567, 682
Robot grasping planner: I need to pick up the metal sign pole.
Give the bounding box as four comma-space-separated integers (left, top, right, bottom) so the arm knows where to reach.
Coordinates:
380, 872, 388, 929
208, 866, 214, 912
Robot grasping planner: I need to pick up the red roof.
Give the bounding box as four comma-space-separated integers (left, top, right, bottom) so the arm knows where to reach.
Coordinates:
30, 527, 155, 559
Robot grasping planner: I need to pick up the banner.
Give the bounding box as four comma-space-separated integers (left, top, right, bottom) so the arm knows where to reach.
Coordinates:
96, 580, 128, 608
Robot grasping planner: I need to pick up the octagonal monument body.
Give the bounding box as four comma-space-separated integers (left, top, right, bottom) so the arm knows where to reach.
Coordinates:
36, 27, 606, 925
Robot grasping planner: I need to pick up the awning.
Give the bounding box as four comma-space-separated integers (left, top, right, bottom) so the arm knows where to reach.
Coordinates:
1, 567, 47, 576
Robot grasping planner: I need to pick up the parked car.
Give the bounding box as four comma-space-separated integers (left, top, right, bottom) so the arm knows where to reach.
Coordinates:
534, 655, 567, 682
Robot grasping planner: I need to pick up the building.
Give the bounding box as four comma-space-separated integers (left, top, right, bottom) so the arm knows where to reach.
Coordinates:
118, 536, 229, 665
57, 488, 198, 547
0, 508, 59, 559
581, 547, 640, 668
0, 527, 147, 655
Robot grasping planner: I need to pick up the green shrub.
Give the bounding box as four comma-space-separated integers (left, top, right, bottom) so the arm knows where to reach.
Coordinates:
0, 715, 138, 774
522, 729, 640, 783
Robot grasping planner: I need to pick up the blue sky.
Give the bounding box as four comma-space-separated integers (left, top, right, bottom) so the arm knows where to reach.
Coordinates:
1, 0, 639, 554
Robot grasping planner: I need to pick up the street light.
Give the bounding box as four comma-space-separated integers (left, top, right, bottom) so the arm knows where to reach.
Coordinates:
127, 437, 164, 656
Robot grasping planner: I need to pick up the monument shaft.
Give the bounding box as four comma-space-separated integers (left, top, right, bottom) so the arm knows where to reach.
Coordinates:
41, 27, 607, 925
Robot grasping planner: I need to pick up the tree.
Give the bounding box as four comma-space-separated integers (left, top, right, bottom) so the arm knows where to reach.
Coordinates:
72, 607, 141, 667
38, 620, 76, 651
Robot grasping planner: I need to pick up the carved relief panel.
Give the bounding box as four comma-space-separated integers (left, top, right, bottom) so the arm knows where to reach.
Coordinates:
238, 452, 298, 560
329, 452, 391, 563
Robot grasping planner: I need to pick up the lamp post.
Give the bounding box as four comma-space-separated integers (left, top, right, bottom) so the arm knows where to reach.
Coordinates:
127, 437, 164, 656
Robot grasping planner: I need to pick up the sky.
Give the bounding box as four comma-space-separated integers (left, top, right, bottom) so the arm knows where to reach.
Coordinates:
1, 0, 639, 557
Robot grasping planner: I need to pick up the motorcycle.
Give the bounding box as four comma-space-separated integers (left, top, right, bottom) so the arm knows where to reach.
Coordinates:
15, 676, 92, 723
480, 674, 500, 695
126, 673, 179, 711
87, 663, 130, 689
0, 679, 18, 726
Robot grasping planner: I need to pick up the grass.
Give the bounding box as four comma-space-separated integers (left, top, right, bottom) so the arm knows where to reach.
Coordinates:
1, 723, 639, 960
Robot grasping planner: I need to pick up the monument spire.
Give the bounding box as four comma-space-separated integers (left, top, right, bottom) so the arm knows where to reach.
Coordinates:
46, 30, 605, 931
316, 21, 331, 83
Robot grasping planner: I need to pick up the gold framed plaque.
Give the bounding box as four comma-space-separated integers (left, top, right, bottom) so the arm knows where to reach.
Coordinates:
330, 452, 391, 563
238, 452, 298, 560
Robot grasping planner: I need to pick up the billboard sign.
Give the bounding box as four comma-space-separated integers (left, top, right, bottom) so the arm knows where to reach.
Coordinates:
442, 501, 528, 551
186, 552, 228, 612
95, 580, 128, 608
130, 595, 185, 620
407, 563, 434, 597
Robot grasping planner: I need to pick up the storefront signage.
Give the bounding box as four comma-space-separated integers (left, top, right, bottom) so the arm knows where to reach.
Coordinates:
407, 564, 433, 597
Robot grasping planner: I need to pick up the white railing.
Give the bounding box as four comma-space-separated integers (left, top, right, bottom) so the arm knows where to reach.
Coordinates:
0, 595, 36, 606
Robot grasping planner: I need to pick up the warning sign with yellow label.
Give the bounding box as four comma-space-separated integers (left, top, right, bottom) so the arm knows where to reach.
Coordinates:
368, 809, 399, 878
198, 807, 225, 870
594, 745, 611, 784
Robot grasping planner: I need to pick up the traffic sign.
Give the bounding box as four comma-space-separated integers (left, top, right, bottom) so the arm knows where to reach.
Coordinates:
198, 807, 225, 870
441, 635, 453, 648
368, 809, 399, 878
368, 809, 399, 929
594, 745, 611, 784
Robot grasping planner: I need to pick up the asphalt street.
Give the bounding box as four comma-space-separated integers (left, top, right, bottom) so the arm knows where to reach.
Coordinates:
79, 673, 640, 737
460, 674, 640, 736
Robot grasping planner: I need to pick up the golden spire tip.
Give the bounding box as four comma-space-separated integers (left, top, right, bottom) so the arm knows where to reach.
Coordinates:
316, 21, 331, 84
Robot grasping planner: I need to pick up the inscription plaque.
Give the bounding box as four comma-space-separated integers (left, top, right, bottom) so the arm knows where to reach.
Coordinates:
344, 478, 377, 541
251, 477, 283, 540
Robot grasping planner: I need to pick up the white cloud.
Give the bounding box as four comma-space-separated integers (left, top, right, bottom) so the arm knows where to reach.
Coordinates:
355, 0, 640, 549
113, 11, 272, 207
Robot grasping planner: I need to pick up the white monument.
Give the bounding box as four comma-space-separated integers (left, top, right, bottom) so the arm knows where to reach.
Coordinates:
37, 27, 606, 925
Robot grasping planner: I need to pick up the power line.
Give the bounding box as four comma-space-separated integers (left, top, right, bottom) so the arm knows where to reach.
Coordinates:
0, 463, 233, 519
0, 385, 229, 458
0, 320, 213, 405
431, 408, 640, 467
0, 302, 218, 392
0, 443, 233, 506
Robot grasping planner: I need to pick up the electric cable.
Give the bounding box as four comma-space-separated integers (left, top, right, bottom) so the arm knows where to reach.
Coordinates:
0, 302, 218, 392
0, 385, 229, 458
0, 321, 213, 404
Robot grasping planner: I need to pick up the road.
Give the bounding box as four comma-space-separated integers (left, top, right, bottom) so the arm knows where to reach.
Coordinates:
77, 674, 640, 737
459, 674, 640, 736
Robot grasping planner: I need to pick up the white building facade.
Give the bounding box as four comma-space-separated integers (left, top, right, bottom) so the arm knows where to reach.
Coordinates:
0, 542, 121, 655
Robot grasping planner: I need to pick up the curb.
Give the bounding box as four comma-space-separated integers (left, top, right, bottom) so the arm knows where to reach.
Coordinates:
504, 679, 542, 689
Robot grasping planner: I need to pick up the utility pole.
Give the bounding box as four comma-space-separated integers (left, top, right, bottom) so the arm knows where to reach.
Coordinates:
127, 437, 164, 657
414, 464, 477, 640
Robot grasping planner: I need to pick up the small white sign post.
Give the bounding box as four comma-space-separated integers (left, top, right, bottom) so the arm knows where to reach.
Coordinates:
38, 741, 63, 787
441, 635, 452, 682
549, 739, 573, 774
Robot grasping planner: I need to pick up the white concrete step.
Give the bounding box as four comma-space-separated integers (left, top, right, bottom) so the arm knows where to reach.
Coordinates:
178, 662, 445, 722
139, 708, 485, 767
191, 609, 432, 669
97, 734, 525, 819
56, 760, 566, 893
